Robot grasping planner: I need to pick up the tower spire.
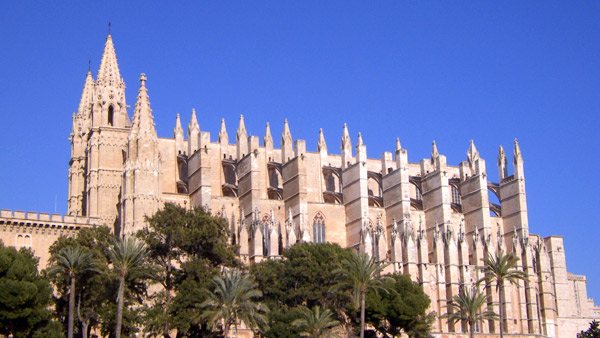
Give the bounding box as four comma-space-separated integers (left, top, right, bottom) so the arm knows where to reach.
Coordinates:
317, 128, 327, 153
77, 71, 95, 117
513, 138, 523, 164
237, 115, 247, 142
188, 109, 199, 135
281, 118, 293, 163
431, 140, 439, 161
173, 114, 184, 138
282, 118, 292, 144
467, 140, 479, 166
218, 118, 229, 144
97, 34, 122, 87
396, 137, 402, 151
264, 122, 273, 147
130, 73, 157, 140
341, 123, 352, 169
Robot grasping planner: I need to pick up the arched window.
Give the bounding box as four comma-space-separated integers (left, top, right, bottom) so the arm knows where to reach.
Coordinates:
262, 215, 271, 256
224, 165, 236, 185
108, 105, 114, 126
313, 212, 326, 243
451, 185, 461, 205
16, 234, 23, 248
24, 234, 31, 248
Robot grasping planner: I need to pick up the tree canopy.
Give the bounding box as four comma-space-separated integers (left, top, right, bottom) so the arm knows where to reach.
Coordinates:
251, 242, 355, 338
138, 203, 240, 337
365, 273, 432, 337
0, 241, 63, 338
579, 320, 600, 338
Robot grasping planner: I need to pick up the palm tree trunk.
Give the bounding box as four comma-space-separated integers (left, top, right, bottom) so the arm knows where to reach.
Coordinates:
68, 276, 76, 338
360, 286, 366, 338
77, 293, 89, 338
115, 273, 125, 338
499, 282, 504, 338
469, 322, 474, 338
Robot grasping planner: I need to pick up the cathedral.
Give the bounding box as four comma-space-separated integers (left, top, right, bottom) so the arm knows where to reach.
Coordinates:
1, 33, 599, 337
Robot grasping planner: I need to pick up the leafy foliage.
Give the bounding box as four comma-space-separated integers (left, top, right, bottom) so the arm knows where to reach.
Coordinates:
0, 241, 64, 338
291, 305, 340, 338
579, 320, 600, 338
251, 242, 355, 338
108, 236, 149, 338
46, 246, 98, 338
365, 273, 432, 337
478, 250, 527, 338
138, 203, 239, 337
331, 252, 392, 338
46, 226, 118, 338
442, 286, 498, 338
201, 269, 268, 336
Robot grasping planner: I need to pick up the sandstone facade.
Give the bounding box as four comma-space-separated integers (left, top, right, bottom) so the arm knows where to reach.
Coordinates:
2, 33, 598, 338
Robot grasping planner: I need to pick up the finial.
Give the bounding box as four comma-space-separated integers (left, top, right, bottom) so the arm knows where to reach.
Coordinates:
139, 73, 147, 85
396, 137, 401, 151
88, 58, 91, 72
318, 128, 327, 152
431, 140, 439, 160
108, 19, 111, 35
467, 139, 479, 165
514, 138, 522, 163
498, 145, 506, 166
357, 132, 364, 146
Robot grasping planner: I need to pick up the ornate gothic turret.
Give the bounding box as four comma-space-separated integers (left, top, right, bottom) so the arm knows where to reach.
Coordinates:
237, 115, 248, 160
218, 118, 229, 144
263, 122, 273, 149
341, 123, 352, 169
281, 119, 293, 163
498, 145, 507, 181
174, 114, 185, 155
121, 74, 162, 235
188, 109, 200, 155
68, 70, 95, 215
83, 34, 131, 226
92, 34, 129, 128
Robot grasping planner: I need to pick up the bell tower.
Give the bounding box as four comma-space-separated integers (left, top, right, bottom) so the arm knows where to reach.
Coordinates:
84, 33, 131, 227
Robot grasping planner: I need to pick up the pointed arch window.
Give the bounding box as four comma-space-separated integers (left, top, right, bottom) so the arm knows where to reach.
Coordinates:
313, 212, 326, 243
108, 105, 114, 126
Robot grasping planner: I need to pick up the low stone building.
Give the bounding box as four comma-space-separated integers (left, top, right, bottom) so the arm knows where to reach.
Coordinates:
3, 32, 598, 337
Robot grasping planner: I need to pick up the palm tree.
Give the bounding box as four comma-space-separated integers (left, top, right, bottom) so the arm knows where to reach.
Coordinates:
442, 285, 498, 338
478, 250, 528, 338
201, 269, 268, 337
292, 305, 340, 338
108, 236, 148, 338
331, 251, 392, 338
47, 246, 97, 338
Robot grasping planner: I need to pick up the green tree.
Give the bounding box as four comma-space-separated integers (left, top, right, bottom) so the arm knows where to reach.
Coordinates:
108, 236, 149, 338
365, 273, 432, 337
251, 243, 355, 338
578, 320, 600, 338
331, 252, 392, 338
442, 286, 498, 338
47, 226, 140, 338
478, 250, 527, 338
0, 241, 64, 338
139, 203, 239, 337
201, 269, 268, 336
291, 306, 340, 338
46, 246, 98, 338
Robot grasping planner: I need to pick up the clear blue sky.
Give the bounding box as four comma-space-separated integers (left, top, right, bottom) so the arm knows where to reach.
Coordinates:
1, 2, 599, 300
